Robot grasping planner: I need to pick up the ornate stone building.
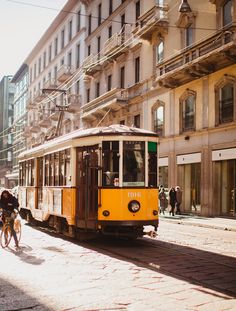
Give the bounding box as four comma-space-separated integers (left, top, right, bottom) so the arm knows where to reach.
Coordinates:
22, 0, 236, 217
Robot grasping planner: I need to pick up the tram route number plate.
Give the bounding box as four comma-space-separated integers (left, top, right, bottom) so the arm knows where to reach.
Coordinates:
128, 192, 141, 198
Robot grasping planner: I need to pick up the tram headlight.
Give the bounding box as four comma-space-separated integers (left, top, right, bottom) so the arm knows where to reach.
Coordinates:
153, 210, 158, 216
128, 200, 140, 213
103, 210, 110, 217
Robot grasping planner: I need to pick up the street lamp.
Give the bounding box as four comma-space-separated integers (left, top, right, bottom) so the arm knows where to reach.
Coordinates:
178, 0, 192, 13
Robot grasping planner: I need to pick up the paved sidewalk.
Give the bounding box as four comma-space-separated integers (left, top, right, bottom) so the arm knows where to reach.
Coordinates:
159, 213, 236, 232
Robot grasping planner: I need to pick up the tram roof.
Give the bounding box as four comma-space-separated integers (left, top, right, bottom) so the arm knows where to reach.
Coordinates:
19, 124, 158, 159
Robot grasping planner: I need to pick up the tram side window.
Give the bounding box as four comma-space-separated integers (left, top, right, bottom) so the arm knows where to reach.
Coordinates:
123, 141, 145, 187
19, 162, 26, 186
45, 155, 50, 186
102, 141, 119, 186
44, 150, 71, 187
65, 149, 71, 186
148, 142, 157, 187
28, 159, 35, 186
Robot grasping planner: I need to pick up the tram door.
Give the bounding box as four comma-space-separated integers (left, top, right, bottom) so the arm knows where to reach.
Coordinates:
77, 145, 99, 229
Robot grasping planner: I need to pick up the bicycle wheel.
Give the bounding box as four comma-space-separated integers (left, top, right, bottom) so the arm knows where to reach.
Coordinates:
14, 219, 21, 243
0, 225, 12, 248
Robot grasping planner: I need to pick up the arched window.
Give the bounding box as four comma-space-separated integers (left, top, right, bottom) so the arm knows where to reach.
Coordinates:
152, 102, 164, 136
223, 0, 232, 26
180, 90, 196, 133
215, 75, 236, 125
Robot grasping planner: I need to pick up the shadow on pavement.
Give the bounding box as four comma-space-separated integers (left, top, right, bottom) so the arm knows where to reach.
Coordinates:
0, 276, 52, 311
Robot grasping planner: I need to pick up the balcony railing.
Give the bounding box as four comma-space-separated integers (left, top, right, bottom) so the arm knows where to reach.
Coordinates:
134, 4, 169, 41
57, 65, 74, 83
82, 88, 128, 120
156, 25, 236, 88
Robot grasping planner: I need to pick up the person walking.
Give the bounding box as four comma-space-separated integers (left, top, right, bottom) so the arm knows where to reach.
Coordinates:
158, 187, 167, 214
0, 190, 20, 248
169, 187, 176, 216
175, 186, 182, 215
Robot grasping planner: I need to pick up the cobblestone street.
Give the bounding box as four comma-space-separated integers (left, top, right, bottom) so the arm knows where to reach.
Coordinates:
0, 218, 235, 311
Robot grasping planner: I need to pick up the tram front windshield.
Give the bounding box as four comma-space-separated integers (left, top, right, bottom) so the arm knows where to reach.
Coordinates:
123, 141, 145, 187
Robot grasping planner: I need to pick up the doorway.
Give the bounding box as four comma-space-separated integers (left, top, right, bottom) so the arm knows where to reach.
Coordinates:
77, 145, 99, 229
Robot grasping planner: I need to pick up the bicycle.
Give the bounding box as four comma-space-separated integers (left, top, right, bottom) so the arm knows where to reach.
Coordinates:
0, 209, 21, 248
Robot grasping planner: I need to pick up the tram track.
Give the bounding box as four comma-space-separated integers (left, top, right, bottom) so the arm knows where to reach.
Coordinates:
28, 222, 236, 298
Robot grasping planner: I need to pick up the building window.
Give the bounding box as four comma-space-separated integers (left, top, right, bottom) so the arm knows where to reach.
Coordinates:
215, 75, 236, 126
97, 36, 101, 55
134, 114, 140, 128
38, 57, 41, 74
49, 44, 52, 62
108, 25, 112, 38
180, 91, 196, 132
88, 45, 91, 56
87, 88, 90, 103
43, 51, 46, 68
156, 40, 164, 63
54, 37, 58, 56
120, 120, 125, 125
135, 57, 140, 83
109, 0, 113, 15
88, 14, 92, 35
121, 13, 125, 30
76, 44, 80, 68
68, 52, 72, 67
223, 0, 232, 26
120, 66, 125, 88
96, 82, 100, 97
77, 10, 81, 31
61, 29, 65, 49
107, 74, 112, 91
153, 103, 164, 136
68, 20, 73, 41
185, 25, 194, 47
76, 80, 80, 94
135, 1, 140, 26
219, 83, 234, 123
98, 3, 102, 26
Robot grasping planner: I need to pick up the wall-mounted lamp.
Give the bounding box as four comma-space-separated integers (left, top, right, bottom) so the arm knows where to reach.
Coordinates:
179, 0, 192, 13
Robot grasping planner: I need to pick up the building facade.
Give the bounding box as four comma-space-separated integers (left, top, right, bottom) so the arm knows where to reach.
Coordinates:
0, 76, 15, 187
22, 0, 236, 217
7, 64, 28, 186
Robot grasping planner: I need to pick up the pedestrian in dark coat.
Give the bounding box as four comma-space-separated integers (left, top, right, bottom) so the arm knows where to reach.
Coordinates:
169, 187, 176, 216
175, 186, 182, 215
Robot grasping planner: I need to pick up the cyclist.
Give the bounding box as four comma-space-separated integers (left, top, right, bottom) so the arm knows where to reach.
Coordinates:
0, 190, 19, 248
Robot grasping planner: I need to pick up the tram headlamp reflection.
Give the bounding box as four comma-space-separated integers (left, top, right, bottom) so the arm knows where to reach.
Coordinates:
128, 200, 140, 213
103, 210, 110, 217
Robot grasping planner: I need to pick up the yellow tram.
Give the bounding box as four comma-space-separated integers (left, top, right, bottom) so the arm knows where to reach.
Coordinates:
18, 125, 159, 238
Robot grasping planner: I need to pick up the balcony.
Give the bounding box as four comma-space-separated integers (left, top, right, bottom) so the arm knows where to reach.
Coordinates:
103, 25, 133, 59
66, 94, 81, 113
33, 90, 45, 103
22, 126, 31, 138
156, 25, 236, 88
82, 54, 102, 75
49, 107, 60, 121
43, 79, 58, 91
38, 113, 52, 128
57, 65, 74, 83
81, 88, 128, 121
135, 4, 169, 41
26, 98, 36, 110
29, 121, 41, 133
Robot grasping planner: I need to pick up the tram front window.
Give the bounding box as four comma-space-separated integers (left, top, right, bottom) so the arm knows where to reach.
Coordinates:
102, 141, 119, 187
123, 141, 145, 187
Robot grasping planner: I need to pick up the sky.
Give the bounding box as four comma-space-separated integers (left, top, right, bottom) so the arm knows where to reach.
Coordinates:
0, 0, 68, 80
